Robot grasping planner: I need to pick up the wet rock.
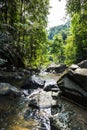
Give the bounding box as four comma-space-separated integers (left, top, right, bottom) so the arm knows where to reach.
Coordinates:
0, 83, 22, 96
78, 60, 87, 68
45, 64, 67, 73
21, 75, 45, 89
50, 98, 87, 130
44, 80, 59, 92
28, 90, 58, 108
50, 112, 71, 130
57, 68, 87, 107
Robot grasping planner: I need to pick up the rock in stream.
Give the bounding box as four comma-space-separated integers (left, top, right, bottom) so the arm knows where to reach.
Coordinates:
57, 68, 87, 107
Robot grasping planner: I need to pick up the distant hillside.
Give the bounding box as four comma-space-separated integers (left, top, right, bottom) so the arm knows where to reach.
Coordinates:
48, 21, 70, 40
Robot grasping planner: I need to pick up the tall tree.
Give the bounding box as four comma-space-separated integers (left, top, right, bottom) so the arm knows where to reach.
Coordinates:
65, 0, 87, 63
0, 0, 49, 67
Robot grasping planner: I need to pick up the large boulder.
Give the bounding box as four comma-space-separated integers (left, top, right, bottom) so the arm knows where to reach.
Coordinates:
0, 83, 22, 96
45, 64, 67, 73
78, 60, 87, 68
57, 68, 87, 107
69, 68, 87, 91
21, 75, 45, 89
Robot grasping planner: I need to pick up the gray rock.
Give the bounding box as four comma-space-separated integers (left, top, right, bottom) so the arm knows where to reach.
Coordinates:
21, 75, 45, 89
0, 83, 22, 96
46, 64, 67, 73
78, 60, 87, 68
69, 68, 87, 91
57, 68, 87, 107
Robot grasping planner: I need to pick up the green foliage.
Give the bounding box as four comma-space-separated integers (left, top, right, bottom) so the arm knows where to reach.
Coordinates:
47, 22, 71, 65
64, 35, 76, 65
2, 0, 87, 68
0, 31, 25, 67
71, 12, 87, 62
49, 35, 64, 63
0, 0, 49, 68
65, 0, 87, 64
66, 0, 81, 15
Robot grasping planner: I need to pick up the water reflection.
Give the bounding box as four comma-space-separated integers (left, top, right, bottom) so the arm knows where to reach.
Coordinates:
0, 96, 39, 130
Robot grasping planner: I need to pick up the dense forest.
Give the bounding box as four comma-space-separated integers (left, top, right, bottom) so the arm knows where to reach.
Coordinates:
0, 0, 87, 69
48, 21, 70, 40
0, 0, 49, 68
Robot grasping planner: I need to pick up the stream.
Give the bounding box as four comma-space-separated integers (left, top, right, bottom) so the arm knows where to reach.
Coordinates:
0, 73, 58, 130
0, 72, 87, 130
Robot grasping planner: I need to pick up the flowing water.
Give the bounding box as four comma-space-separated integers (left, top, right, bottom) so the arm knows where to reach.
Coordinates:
0, 72, 59, 130
0, 72, 87, 130
0, 96, 39, 130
